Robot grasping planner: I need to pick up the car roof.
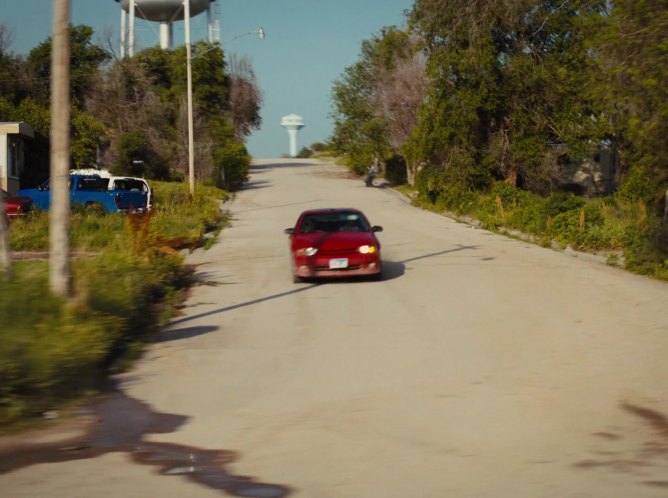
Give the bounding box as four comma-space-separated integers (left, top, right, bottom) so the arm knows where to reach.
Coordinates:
299, 208, 363, 216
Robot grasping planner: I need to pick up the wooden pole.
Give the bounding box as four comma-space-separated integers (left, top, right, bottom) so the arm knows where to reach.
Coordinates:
49, 0, 72, 297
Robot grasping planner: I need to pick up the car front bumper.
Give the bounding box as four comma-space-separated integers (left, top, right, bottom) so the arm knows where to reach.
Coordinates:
292, 254, 382, 279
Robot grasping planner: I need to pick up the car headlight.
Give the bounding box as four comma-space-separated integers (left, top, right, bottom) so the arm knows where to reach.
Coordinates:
358, 245, 376, 254
296, 247, 318, 256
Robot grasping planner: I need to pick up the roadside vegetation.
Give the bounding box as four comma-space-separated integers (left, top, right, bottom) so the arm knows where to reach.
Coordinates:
0, 20, 257, 428
328, 0, 668, 280
0, 182, 228, 428
0, 24, 261, 190
410, 179, 668, 280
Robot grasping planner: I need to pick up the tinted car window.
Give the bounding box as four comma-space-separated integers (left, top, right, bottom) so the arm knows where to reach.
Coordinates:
299, 212, 370, 233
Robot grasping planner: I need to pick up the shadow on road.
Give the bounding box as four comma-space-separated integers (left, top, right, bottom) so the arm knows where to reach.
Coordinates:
241, 179, 272, 190
573, 402, 668, 490
170, 245, 476, 328
168, 284, 320, 327
251, 161, 320, 171
400, 244, 478, 264
0, 388, 292, 497
155, 325, 219, 343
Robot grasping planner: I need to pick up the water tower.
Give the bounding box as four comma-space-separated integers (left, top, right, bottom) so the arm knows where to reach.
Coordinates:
281, 114, 305, 158
115, 0, 216, 56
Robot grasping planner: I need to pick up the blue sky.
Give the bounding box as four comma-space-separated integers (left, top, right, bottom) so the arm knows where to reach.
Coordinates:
2, 0, 414, 158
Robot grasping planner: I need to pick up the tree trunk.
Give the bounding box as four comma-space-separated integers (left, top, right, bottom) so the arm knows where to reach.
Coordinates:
505, 170, 518, 188
406, 160, 418, 186
49, 0, 72, 297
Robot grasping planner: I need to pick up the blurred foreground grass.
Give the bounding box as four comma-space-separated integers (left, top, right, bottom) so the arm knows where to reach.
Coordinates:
0, 181, 228, 428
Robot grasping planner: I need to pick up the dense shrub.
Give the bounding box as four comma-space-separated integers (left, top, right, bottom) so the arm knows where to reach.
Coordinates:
0, 265, 121, 423
0, 180, 227, 427
0, 250, 191, 426
214, 141, 251, 191
542, 192, 586, 218
411, 177, 667, 279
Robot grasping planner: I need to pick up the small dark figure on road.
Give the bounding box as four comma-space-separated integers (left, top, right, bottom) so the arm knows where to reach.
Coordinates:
364, 164, 378, 187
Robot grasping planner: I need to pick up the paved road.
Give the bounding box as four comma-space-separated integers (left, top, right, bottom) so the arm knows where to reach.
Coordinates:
3, 158, 668, 497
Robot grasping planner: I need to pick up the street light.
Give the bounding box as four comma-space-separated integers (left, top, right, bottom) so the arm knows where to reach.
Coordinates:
224, 27, 265, 45
184, 0, 195, 195
184, 6, 264, 195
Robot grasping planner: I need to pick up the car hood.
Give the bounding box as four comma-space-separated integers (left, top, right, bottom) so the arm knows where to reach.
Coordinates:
291, 231, 378, 251
7, 196, 32, 206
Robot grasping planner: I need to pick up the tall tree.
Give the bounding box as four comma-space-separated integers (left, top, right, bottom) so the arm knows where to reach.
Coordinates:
0, 24, 31, 106
406, 1, 504, 190
330, 27, 413, 174
594, 0, 668, 200
86, 58, 172, 179
371, 41, 427, 184
227, 54, 263, 142
27, 24, 110, 106
407, 0, 608, 193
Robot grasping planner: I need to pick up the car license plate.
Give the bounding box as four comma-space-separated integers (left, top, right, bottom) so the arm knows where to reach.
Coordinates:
329, 258, 348, 269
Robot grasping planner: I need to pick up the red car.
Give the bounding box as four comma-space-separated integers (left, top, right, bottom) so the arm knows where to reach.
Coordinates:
284, 208, 383, 282
2, 189, 33, 219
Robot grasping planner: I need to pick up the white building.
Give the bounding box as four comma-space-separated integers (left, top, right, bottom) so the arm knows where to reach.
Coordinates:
0, 122, 34, 194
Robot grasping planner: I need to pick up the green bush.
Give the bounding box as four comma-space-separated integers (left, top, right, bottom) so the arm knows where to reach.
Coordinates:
8, 180, 229, 253
542, 192, 586, 218
411, 172, 667, 279
1, 180, 225, 427
0, 266, 121, 424
214, 141, 251, 191
150, 181, 228, 243
0, 245, 192, 426
415, 165, 449, 205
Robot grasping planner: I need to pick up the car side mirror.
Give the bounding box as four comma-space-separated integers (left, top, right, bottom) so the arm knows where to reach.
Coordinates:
372, 226, 383, 232
284, 228, 295, 235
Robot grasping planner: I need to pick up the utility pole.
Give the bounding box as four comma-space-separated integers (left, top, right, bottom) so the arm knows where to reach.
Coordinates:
184, 0, 195, 196
49, 0, 72, 297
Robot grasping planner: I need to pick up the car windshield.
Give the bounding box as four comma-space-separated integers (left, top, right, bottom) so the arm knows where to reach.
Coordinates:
298, 212, 370, 233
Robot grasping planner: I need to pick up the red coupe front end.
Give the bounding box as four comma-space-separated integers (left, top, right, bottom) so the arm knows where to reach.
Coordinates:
285, 208, 383, 282
2, 190, 33, 219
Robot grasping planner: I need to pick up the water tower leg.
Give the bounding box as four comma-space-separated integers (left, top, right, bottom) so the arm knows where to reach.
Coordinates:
120, 10, 126, 58
207, 4, 213, 43
129, 0, 135, 57
288, 129, 298, 157
159, 22, 172, 50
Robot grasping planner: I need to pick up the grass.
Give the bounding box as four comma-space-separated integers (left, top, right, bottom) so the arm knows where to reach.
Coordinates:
0, 180, 228, 428
407, 180, 668, 280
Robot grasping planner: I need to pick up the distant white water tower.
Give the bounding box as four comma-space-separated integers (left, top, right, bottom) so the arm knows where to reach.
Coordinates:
115, 0, 216, 56
281, 114, 305, 158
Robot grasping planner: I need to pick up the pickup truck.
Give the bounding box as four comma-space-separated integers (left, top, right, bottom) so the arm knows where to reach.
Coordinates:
104, 176, 153, 211
17, 174, 148, 213
69, 170, 153, 211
